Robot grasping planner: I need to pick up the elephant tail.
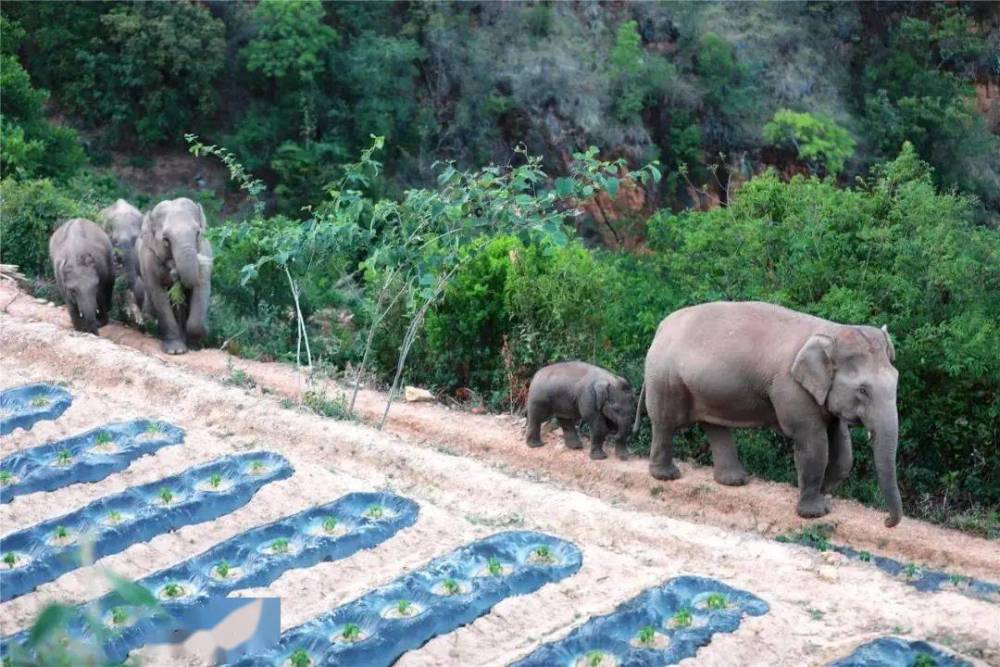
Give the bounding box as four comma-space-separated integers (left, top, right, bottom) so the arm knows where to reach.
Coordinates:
632, 378, 646, 434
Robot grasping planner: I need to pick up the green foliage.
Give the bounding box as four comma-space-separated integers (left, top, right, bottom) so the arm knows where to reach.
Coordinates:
340, 623, 362, 641
609, 20, 676, 121
671, 608, 693, 628
0, 178, 93, 276
214, 561, 231, 578
288, 649, 311, 667
243, 0, 337, 87
763, 109, 855, 176
636, 625, 656, 646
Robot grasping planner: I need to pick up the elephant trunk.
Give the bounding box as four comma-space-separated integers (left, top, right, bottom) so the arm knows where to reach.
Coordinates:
172, 240, 201, 290
77, 291, 100, 334
865, 407, 902, 528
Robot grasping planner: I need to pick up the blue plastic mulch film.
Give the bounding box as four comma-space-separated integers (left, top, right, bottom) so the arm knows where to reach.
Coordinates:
0, 451, 292, 602
829, 636, 972, 667
0, 383, 72, 436
777, 532, 1000, 604
233, 530, 584, 667
0, 419, 185, 504
511, 575, 769, 667
0, 492, 419, 665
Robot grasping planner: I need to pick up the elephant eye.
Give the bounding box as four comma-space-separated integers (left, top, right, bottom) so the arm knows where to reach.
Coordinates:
858, 386, 869, 397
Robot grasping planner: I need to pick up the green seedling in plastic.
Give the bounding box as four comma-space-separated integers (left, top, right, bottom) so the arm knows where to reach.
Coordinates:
442, 578, 461, 595
249, 460, 266, 474
162, 582, 184, 598
858, 550, 872, 562
288, 649, 311, 667
584, 650, 608, 667
159, 488, 174, 504
215, 561, 231, 578
672, 608, 693, 628
110, 607, 128, 625
341, 623, 362, 641
0, 471, 12, 486
3, 552, 17, 568
637, 625, 656, 646
912, 654, 937, 667
95, 432, 113, 445
53, 525, 69, 540
364, 505, 384, 519
487, 556, 504, 576
904, 563, 921, 579
322, 516, 338, 533
396, 599, 413, 615
30, 397, 49, 408
948, 573, 966, 587
56, 449, 72, 466
533, 545, 554, 561
270, 538, 290, 554
705, 593, 728, 610
107, 510, 123, 524
208, 473, 222, 488
145, 422, 164, 435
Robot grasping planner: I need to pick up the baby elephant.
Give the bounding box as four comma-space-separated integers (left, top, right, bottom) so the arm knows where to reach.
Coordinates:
49, 218, 114, 334
526, 361, 635, 460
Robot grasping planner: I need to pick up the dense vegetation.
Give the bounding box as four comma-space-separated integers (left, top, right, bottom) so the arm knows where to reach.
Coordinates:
1, 1, 997, 535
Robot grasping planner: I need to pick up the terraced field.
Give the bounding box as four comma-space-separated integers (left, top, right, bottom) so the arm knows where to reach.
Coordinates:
1, 284, 998, 666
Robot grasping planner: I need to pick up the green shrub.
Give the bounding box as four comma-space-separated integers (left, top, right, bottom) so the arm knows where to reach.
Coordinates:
0, 178, 91, 276
763, 109, 855, 176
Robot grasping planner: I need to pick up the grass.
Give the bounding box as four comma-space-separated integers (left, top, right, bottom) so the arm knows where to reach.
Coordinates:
162, 582, 184, 598
636, 625, 656, 646
270, 538, 290, 554
395, 599, 413, 615
442, 578, 461, 595
0, 470, 12, 486
167, 281, 186, 307
3, 552, 17, 568
341, 623, 362, 641
302, 390, 352, 420
95, 431, 113, 445
225, 366, 256, 389
208, 473, 222, 488
158, 488, 173, 504
486, 556, 504, 576
322, 516, 338, 533
110, 607, 128, 625
107, 510, 123, 524
215, 561, 231, 578
56, 449, 72, 466
364, 505, 385, 519
671, 607, 693, 628
30, 397, 49, 407
288, 648, 311, 667
705, 592, 728, 610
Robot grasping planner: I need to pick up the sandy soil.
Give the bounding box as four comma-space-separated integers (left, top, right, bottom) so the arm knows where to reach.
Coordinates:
2, 283, 999, 666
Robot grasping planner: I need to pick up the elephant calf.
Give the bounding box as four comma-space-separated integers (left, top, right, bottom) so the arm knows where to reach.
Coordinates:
526, 361, 636, 460
49, 218, 114, 334
98, 199, 145, 325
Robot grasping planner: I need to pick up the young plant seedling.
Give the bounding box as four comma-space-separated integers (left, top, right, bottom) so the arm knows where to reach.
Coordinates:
636, 625, 656, 646
858, 550, 872, 562
705, 593, 728, 610
396, 599, 413, 616
948, 573, 967, 587
364, 505, 385, 519
911, 654, 937, 667
107, 510, 123, 524
53, 525, 69, 540
322, 516, 338, 533
162, 582, 184, 598
3, 552, 18, 568
95, 432, 113, 445
903, 563, 921, 579
0, 470, 12, 486
209, 473, 222, 489
249, 460, 267, 474
159, 488, 174, 505
270, 538, 290, 554
584, 650, 609, 667
671, 608, 693, 629
145, 422, 164, 435
442, 578, 461, 595
110, 607, 128, 625
215, 561, 231, 579
487, 556, 504, 576
56, 449, 72, 466
341, 623, 362, 642
288, 648, 311, 667
531, 544, 556, 563
30, 397, 49, 408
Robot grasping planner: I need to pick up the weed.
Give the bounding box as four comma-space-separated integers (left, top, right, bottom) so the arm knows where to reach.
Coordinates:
288, 648, 311, 667
303, 390, 352, 420
364, 505, 385, 519
705, 593, 727, 610
95, 431, 113, 445
110, 607, 128, 625
208, 473, 222, 488
162, 582, 184, 598
30, 397, 48, 408
442, 578, 461, 595
341, 623, 362, 641
396, 599, 413, 615
650, 486, 663, 497
487, 556, 504, 576
270, 538, 290, 554
53, 525, 69, 540
636, 625, 656, 646
0, 470, 12, 486
776, 523, 834, 551
671, 608, 693, 628
159, 488, 174, 504
215, 561, 231, 578
225, 365, 256, 389
322, 516, 338, 533
107, 510, 123, 524
3, 552, 17, 568
858, 550, 872, 562
807, 607, 824, 620
56, 449, 72, 466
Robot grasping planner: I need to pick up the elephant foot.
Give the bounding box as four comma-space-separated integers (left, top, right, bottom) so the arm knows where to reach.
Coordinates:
796, 495, 832, 519
713, 466, 749, 486
615, 446, 631, 461
162, 338, 188, 355
589, 448, 608, 461
650, 462, 682, 481
526, 436, 544, 448
564, 438, 584, 450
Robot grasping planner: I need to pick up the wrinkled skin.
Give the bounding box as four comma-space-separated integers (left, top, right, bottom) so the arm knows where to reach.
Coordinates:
48, 218, 114, 335
137, 198, 213, 355
526, 361, 636, 461
97, 199, 145, 324
642, 301, 902, 527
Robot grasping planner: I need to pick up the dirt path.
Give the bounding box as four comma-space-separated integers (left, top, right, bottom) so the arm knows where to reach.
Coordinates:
3, 283, 996, 580
2, 285, 999, 666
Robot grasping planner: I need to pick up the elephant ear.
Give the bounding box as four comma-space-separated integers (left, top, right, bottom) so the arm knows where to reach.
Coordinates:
579, 380, 610, 417
881, 324, 896, 363
791, 334, 835, 406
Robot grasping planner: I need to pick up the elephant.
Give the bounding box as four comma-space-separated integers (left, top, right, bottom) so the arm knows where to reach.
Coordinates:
48, 218, 114, 334
98, 199, 145, 324
526, 361, 636, 460
137, 197, 213, 354
640, 301, 902, 527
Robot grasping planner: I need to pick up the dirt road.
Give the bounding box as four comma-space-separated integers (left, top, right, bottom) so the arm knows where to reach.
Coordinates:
1, 282, 997, 665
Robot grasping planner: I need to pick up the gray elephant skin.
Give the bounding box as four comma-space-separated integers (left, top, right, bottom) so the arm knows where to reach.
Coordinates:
526, 361, 636, 460
48, 218, 114, 334
641, 301, 902, 527
98, 199, 145, 324
137, 197, 213, 354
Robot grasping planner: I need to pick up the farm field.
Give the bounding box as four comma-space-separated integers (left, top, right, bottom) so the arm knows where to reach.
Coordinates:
1, 281, 998, 666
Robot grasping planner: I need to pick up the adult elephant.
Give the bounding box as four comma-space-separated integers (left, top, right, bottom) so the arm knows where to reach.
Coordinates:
137, 197, 213, 354
640, 301, 902, 527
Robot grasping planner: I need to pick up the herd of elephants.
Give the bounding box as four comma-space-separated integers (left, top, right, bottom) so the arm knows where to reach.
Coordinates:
49, 199, 903, 529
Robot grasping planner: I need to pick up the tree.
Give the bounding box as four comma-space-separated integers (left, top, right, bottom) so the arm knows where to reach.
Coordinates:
763, 109, 855, 176
242, 0, 338, 88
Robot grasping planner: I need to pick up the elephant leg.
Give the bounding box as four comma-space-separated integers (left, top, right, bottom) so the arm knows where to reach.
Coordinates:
589, 417, 609, 460
613, 419, 631, 461
147, 282, 187, 354
704, 424, 749, 486
648, 385, 682, 480
559, 418, 583, 450
186, 281, 209, 342
98, 279, 113, 327
526, 402, 546, 447
822, 419, 853, 494
126, 289, 144, 326
791, 424, 831, 518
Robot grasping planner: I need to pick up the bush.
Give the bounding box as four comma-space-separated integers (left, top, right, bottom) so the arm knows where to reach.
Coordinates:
763, 109, 855, 176
0, 178, 94, 276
